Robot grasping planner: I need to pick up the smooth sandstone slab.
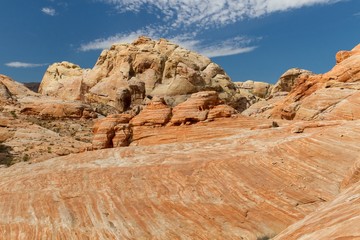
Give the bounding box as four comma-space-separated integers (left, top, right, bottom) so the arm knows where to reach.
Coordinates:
0, 118, 360, 239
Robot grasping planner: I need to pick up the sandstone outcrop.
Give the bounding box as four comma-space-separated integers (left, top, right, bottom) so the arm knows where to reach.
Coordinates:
20, 98, 97, 119
170, 91, 219, 125
40, 36, 255, 113
0, 74, 36, 103
130, 97, 171, 126
207, 104, 237, 120
235, 80, 273, 98
92, 114, 132, 149
270, 68, 314, 96
93, 91, 237, 149
0, 112, 91, 165
39, 61, 90, 101
244, 44, 360, 120
268, 44, 360, 120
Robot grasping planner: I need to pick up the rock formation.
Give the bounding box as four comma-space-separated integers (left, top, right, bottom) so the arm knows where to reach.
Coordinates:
235, 80, 273, 98
92, 114, 132, 149
93, 91, 238, 149
39, 61, 90, 101
270, 68, 314, 96
1, 41, 360, 239
39, 36, 255, 113
130, 97, 172, 126
244, 44, 360, 120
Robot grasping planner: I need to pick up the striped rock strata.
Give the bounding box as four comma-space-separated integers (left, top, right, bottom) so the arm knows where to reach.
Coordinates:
0, 118, 360, 239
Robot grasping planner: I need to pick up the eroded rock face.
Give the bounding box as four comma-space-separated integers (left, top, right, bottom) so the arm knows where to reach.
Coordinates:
170, 91, 219, 125
40, 36, 254, 113
39, 61, 90, 101
92, 114, 132, 149
130, 97, 172, 126
235, 80, 273, 98
245, 44, 360, 120
0, 74, 36, 103
340, 159, 360, 190
270, 68, 314, 96
20, 98, 97, 119
271, 45, 360, 120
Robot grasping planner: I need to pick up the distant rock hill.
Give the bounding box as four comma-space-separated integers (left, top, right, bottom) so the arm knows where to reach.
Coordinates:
244, 43, 360, 120
39, 36, 258, 113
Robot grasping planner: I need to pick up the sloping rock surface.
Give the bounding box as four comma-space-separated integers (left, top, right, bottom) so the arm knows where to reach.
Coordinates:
269, 44, 360, 120
0, 118, 360, 239
274, 181, 360, 240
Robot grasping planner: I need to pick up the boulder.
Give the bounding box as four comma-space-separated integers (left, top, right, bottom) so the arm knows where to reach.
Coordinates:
335, 43, 360, 63
207, 104, 237, 120
0, 74, 36, 99
92, 114, 132, 149
39, 61, 90, 101
270, 68, 314, 96
235, 80, 273, 98
130, 97, 172, 126
170, 91, 219, 125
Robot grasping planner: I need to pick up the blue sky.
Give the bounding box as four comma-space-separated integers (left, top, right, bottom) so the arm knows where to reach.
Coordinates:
0, 0, 359, 83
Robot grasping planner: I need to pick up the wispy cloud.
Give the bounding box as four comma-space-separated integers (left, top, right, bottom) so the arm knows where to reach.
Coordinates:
98, 0, 343, 28
81, 0, 343, 57
5, 62, 48, 68
80, 28, 258, 58
41, 7, 56, 16
354, 12, 360, 16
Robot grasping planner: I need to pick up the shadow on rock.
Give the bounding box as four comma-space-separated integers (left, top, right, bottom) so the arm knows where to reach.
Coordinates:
0, 143, 15, 167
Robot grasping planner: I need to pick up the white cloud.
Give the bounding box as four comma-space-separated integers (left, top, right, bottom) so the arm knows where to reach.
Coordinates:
99, 0, 343, 28
5, 62, 48, 68
41, 7, 56, 16
81, 0, 343, 57
80, 28, 257, 58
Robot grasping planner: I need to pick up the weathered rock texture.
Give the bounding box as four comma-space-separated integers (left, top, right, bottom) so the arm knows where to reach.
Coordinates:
0, 75, 96, 165
40, 36, 255, 113
246, 44, 360, 120
39, 62, 90, 101
93, 91, 237, 149
0, 74, 36, 103
20, 98, 97, 119
235, 80, 273, 98
170, 91, 219, 125
0, 112, 91, 165
130, 97, 172, 126
0, 118, 360, 239
274, 180, 360, 240
92, 114, 132, 149
270, 68, 314, 96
